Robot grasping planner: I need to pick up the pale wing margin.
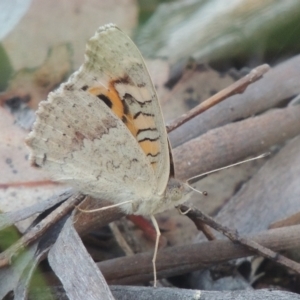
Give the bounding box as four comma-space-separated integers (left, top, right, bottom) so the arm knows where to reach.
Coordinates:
78, 24, 170, 196
26, 87, 156, 213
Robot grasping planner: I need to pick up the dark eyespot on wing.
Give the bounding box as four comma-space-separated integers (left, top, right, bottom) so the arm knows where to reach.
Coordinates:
98, 94, 112, 108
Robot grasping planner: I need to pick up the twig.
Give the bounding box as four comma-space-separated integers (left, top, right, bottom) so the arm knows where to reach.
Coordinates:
173, 105, 300, 180
192, 220, 215, 240
74, 196, 124, 236
110, 286, 299, 300
99, 224, 300, 284
0, 180, 56, 189
180, 204, 300, 274
269, 211, 300, 229
0, 193, 85, 268
179, 208, 215, 240
29, 285, 300, 300
166, 64, 270, 133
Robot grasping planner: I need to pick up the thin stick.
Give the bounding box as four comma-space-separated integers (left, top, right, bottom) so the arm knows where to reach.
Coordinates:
150, 215, 161, 287
0, 180, 55, 189
0, 193, 85, 268
98, 224, 300, 284
166, 64, 270, 133
109, 223, 134, 256
180, 205, 300, 274
269, 211, 300, 229
178, 207, 215, 240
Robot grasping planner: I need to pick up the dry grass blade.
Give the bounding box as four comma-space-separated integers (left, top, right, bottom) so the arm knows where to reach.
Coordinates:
48, 217, 114, 300
0, 193, 85, 268
0, 189, 73, 231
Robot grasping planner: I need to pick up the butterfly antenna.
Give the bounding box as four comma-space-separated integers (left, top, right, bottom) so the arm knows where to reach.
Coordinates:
183, 182, 208, 196
188, 152, 270, 183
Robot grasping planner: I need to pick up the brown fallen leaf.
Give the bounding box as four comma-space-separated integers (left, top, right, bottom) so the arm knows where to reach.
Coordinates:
0, 44, 72, 110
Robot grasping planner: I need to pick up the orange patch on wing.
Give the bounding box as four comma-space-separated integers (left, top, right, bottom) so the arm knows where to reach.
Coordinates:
87, 85, 122, 118
86, 80, 159, 171
139, 139, 160, 157
133, 114, 156, 131
87, 83, 137, 137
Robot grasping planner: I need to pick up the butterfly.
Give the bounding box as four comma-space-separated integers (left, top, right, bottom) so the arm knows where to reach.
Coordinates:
26, 23, 191, 285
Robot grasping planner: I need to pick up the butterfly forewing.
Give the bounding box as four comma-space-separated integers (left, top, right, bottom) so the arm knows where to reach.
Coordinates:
77, 24, 170, 195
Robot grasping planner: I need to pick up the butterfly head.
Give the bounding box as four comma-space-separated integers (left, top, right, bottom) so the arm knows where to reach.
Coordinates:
165, 177, 191, 204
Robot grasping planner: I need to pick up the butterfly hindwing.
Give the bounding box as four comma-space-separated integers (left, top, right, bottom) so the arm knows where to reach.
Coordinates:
26, 86, 158, 213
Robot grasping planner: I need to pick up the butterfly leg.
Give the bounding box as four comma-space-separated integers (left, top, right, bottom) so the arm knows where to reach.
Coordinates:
177, 206, 192, 215
150, 214, 161, 287
77, 200, 132, 213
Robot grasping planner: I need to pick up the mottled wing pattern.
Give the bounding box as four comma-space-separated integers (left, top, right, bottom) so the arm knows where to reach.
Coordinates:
26, 87, 156, 213
71, 24, 170, 195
